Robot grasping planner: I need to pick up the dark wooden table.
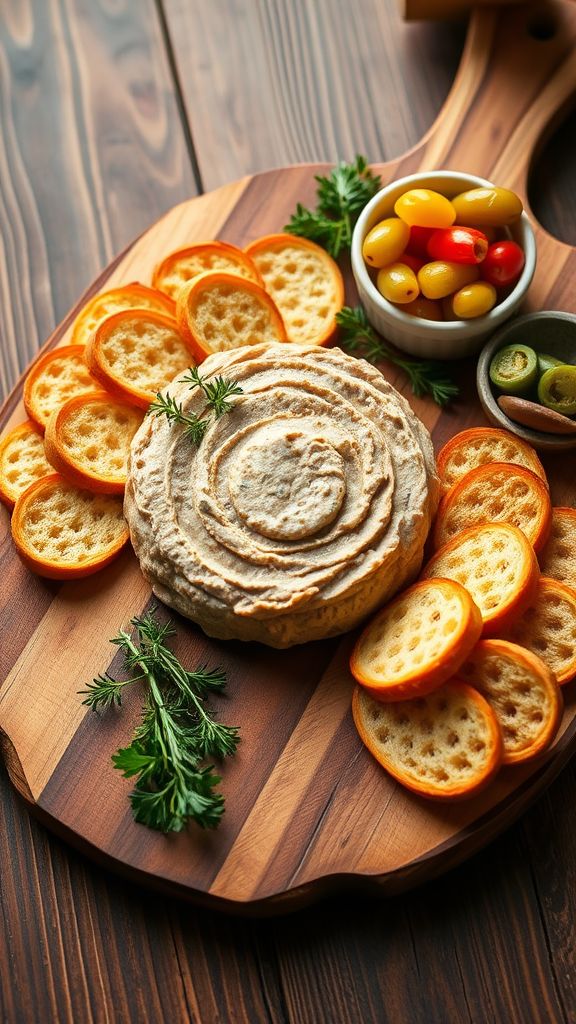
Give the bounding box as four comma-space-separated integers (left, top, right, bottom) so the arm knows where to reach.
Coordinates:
1, 2, 576, 1021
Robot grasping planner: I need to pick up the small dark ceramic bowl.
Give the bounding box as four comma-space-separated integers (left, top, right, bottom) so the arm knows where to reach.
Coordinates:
477, 311, 576, 452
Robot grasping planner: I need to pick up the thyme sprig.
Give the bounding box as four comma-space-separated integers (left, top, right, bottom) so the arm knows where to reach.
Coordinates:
179, 366, 244, 417
285, 155, 381, 258
337, 306, 459, 408
148, 392, 210, 444
148, 367, 243, 445
80, 609, 240, 833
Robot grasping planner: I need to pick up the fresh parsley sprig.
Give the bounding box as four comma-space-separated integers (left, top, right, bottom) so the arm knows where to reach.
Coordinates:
337, 306, 459, 408
80, 609, 240, 833
148, 367, 243, 445
286, 156, 381, 258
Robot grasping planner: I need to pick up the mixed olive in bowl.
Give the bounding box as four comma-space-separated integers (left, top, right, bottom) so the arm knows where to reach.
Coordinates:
477, 311, 576, 452
351, 170, 536, 360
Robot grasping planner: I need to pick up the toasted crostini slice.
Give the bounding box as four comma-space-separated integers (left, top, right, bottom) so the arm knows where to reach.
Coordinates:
436, 427, 547, 494
501, 576, 576, 686
538, 507, 576, 592
71, 283, 175, 348
153, 242, 263, 300
85, 309, 196, 409
44, 391, 144, 494
432, 462, 552, 553
175, 271, 287, 363
244, 233, 344, 347
350, 578, 483, 702
352, 680, 503, 800
12, 474, 129, 579
421, 522, 540, 636
23, 345, 98, 432
458, 639, 562, 765
0, 420, 53, 510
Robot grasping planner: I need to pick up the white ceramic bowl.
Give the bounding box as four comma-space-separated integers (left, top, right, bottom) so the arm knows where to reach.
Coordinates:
351, 170, 536, 360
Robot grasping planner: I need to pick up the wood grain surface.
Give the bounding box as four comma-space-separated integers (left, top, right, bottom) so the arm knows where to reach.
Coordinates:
2, 0, 576, 1020
2, 159, 576, 911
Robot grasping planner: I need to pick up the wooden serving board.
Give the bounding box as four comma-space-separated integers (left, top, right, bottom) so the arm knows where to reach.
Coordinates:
1, 2, 576, 914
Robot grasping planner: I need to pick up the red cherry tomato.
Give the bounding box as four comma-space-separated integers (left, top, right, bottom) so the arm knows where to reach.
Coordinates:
427, 226, 488, 264
481, 240, 525, 287
406, 225, 435, 260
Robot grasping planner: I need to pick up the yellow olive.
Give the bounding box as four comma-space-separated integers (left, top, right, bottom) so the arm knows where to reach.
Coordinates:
452, 281, 497, 319
451, 187, 523, 227
418, 261, 479, 300
394, 189, 456, 228
362, 218, 410, 269
403, 297, 443, 321
377, 263, 420, 304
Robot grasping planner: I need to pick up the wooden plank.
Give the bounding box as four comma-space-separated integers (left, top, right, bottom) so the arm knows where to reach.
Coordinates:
1, 3, 576, 1023
0, 784, 284, 1024
0, 4, 222, 1023
520, 772, 576, 1019
160, 0, 466, 189
0, 0, 197, 400
2, 0, 576, 911
2, 108, 576, 907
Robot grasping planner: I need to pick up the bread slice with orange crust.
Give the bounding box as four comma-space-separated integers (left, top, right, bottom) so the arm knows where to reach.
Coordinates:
245, 233, 344, 346
153, 242, 263, 300
350, 578, 483, 702
501, 576, 576, 685
538, 507, 576, 591
352, 680, 503, 800
44, 391, 144, 494
175, 272, 287, 363
432, 462, 552, 552
458, 639, 562, 764
23, 346, 97, 431
11, 474, 129, 579
0, 420, 53, 509
421, 522, 540, 636
85, 309, 196, 409
71, 283, 176, 348
436, 427, 547, 494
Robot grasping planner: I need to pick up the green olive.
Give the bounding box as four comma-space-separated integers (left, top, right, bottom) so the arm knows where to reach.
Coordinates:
489, 344, 538, 395
451, 187, 523, 226
537, 365, 576, 416
537, 352, 564, 376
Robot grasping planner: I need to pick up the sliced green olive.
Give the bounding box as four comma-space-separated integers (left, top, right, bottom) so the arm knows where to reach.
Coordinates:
537, 365, 576, 416
489, 343, 538, 395
537, 352, 564, 376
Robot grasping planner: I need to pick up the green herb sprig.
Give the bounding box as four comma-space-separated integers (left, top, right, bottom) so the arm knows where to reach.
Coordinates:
179, 366, 244, 417
148, 392, 210, 445
80, 609, 240, 833
337, 306, 459, 408
148, 367, 243, 445
285, 156, 381, 258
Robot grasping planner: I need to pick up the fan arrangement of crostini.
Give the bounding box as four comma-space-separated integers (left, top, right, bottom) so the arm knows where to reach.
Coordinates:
1, 159, 576, 840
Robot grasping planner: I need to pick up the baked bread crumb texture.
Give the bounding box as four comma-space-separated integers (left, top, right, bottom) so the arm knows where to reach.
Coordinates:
352, 425, 573, 800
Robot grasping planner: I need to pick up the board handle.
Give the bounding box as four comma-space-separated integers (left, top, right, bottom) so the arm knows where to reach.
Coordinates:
396, 1, 576, 205
399, 0, 525, 20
